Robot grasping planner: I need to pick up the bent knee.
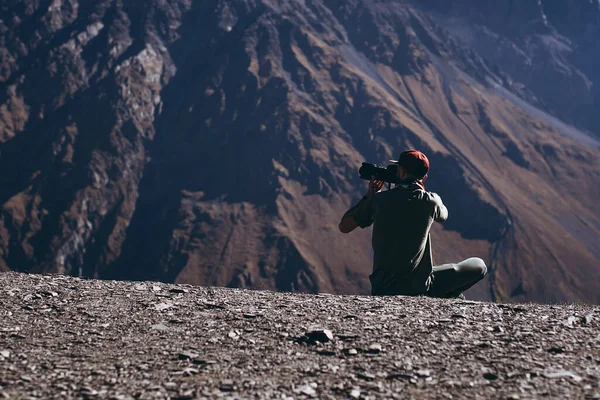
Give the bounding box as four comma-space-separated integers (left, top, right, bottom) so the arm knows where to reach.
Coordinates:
459, 257, 487, 278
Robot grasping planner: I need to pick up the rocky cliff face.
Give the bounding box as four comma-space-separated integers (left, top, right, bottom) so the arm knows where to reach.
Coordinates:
425, 0, 600, 135
1, 0, 599, 303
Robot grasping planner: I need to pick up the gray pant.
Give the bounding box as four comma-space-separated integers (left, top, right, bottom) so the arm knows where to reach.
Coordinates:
426, 257, 488, 298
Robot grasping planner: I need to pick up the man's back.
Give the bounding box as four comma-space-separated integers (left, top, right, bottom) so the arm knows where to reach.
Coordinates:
339, 150, 486, 298
352, 183, 448, 295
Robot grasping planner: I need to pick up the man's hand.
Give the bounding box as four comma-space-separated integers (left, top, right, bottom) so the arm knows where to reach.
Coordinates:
366, 177, 385, 198
339, 177, 383, 234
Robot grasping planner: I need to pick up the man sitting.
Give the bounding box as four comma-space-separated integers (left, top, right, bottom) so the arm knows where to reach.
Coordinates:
338, 150, 487, 298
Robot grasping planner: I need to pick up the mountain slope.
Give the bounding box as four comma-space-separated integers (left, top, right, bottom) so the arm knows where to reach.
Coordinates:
0, 0, 599, 303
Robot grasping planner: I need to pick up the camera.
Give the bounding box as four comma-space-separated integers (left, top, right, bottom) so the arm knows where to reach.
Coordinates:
359, 162, 400, 184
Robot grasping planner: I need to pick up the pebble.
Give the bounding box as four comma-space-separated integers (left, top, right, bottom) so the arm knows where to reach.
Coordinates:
565, 316, 579, 326
297, 384, 316, 396
483, 372, 498, 380
547, 347, 564, 354
220, 379, 234, 391
228, 330, 239, 339
151, 323, 169, 331
154, 302, 173, 311
305, 329, 334, 343
415, 369, 431, 377
367, 343, 382, 353
543, 370, 583, 382
178, 351, 199, 360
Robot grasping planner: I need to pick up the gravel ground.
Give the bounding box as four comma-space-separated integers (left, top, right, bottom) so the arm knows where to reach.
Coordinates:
0, 272, 599, 399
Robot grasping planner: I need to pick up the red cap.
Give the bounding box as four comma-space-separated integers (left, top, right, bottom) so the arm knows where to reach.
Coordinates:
392, 150, 429, 178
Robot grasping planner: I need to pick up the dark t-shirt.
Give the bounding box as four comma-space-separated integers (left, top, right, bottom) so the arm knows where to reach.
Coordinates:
346, 182, 448, 296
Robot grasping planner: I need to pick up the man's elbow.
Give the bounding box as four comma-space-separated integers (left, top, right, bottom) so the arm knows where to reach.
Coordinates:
338, 222, 351, 234
437, 212, 449, 224
338, 218, 357, 234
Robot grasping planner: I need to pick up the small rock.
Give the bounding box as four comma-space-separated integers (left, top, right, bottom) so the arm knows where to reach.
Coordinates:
582, 314, 593, 325
548, 347, 564, 354
176, 389, 195, 399
337, 333, 359, 341
543, 370, 583, 382
483, 372, 498, 380
565, 316, 579, 327
493, 326, 504, 333
345, 348, 358, 356
154, 302, 173, 311
151, 323, 169, 331
350, 388, 361, 399
10, 333, 26, 340
297, 384, 317, 396
181, 367, 199, 376
169, 288, 188, 294
202, 302, 226, 309
458, 300, 480, 305
305, 329, 334, 344
228, 330, 239, 339
415, 369, 431, 377
220, 379, 234, 392
386, 373, 412, 380
317, 350, 336, 356
0, 350, 10, 359
357, 372, 376, 381
178, 351, 199, 361
367, 343, 382, 354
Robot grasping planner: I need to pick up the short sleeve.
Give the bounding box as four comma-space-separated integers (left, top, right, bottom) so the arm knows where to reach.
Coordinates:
430, 192, 448, 223
351, 196, 376, 228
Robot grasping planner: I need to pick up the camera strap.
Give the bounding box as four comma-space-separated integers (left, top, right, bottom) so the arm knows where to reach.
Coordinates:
396, 180, 425, 191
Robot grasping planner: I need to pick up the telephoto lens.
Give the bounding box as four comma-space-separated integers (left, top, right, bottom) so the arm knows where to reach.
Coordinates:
358, 162, 399, 184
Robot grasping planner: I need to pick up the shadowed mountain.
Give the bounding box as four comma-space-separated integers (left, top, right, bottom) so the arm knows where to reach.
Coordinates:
0, 0, 599, 303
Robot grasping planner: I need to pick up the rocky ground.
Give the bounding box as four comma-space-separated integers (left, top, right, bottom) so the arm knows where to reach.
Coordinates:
0, 272, 598, 399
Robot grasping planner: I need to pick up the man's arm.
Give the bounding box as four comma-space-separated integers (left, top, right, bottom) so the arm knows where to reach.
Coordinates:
338, 202, 362, 233
339, 177, 383, 234
431, 193, 448, 223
